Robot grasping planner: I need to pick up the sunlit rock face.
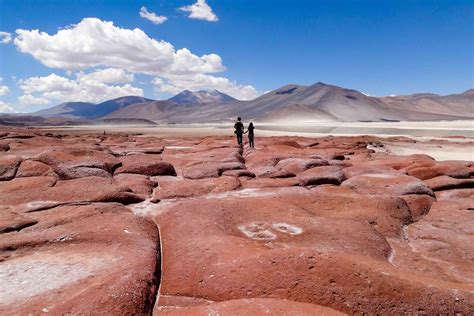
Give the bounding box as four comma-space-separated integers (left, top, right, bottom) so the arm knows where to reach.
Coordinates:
0, 128, 472, 314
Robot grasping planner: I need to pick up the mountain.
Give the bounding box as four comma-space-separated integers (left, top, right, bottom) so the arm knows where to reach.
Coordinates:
381, 92, 474, 118
168, 89, 237, 104
34, 96, 154, 119
26, 83, 474, 124
34, 102, 95, 118
105, 82, 472, 123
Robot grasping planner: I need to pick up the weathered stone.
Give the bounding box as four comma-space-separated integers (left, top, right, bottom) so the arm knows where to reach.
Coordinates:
16, 160, 54, 178
298, 166, 345, 186
424, 176, 474, 191
0, 155, 21, 181
0, 203, 159, 315
155, 298, 345, 315
342, 174, 434, 196
35, 148, 120, 179
115, 154, 176, 176
183, 162, 244, 179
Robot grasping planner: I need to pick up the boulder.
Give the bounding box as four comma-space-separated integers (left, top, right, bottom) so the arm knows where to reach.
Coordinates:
35, 148, 120, 179
222, 169, 256, 178
251, 166, 296, 178
153, 190, 473, 314
342, 174, 434, 196
115, 154, 176, 176
113, 173, 158, 195
16, 160, 55, 178
0, 155, 21, 181
0, 203, 159, 315
424, 176, 474, 191
153, 176, 241, 200
406, 161, 473, 180
298, 166, 345, 186
183, 162, 244, 179
0, 176, 145, 211
276, 158, 329, 174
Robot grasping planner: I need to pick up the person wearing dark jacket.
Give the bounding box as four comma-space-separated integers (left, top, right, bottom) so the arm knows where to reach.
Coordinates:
246, 122, 255, 148
234, 117, 244, 146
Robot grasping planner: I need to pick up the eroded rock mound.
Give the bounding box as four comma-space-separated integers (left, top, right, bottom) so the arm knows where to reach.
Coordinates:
0, 128, 472, 314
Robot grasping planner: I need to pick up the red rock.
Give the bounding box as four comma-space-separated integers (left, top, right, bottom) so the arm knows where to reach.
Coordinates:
113, 173, 158, 195
387, 198, 474, 284
0, 143, 9, 152
342, 174, 434, 196
342, 164, 404, 179
115, 154, 176, 176
435, 188, 474, 200
153, 189, 472, 314
35, 148, 120, 179
16, 160, 55, 178
424, 176, 474, 191
183, 162, 244, 179
401, 194, 436, 221
155, 298, 345, 315
406, 160, 473, 180
0, 154, 21, 181
0, 203, 159, 315
276, 158, 329, 174
251, 166, 296, 178
221, 169, 256, 178
0, 176, 145, 211
153, 176, 241, 200
240, 177, 300, 188
298, 166, 345, 186
0, 208, 37, 233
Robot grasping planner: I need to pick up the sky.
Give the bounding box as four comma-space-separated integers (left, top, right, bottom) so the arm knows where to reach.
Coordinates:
0, 0, 472, 113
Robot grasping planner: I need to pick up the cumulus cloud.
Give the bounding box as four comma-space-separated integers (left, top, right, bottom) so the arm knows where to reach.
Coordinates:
13, 17, 258, 100
18, 94, 50, 106
76, 68, 134, 84
179, 0, 218, 22
139, 6, 167, 24
0, 85, 10, 96
0, 31, 12, 44
0, 101, 17, 113
18, 70, 143, 106
14, 18, 224, 74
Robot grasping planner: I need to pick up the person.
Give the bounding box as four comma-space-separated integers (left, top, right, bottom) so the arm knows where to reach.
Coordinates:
234, 117, 244, 146
245, 122, 255, 148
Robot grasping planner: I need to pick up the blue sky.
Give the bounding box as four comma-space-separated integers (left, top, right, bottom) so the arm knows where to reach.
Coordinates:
0, 0, 472, 112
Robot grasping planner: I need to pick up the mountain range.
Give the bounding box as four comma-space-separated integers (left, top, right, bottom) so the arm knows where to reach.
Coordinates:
5, 82, 473, 124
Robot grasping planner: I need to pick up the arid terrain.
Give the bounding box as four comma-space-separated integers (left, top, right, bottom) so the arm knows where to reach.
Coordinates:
0, 126, 473, 314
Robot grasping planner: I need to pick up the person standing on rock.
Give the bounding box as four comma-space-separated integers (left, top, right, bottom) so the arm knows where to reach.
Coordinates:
234, 117, 244, 147
245, 122, 255, 148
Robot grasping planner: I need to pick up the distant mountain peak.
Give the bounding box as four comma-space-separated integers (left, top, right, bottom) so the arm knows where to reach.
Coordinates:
168, 89, 237, 104
462, 88, 474, 95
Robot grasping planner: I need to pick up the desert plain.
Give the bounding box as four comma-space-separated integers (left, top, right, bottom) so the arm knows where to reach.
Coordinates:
0, 122, 473, 315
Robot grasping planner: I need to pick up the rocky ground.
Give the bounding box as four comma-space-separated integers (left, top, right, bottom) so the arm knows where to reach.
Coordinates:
0, 127, 473, 315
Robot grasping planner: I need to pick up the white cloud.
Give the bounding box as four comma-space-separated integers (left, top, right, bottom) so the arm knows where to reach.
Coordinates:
0, 85, 10, 96
18, 71, 143, 106
76, 68, 134, 84
18, 94, 50, 106
179, 0, 218, 22
153, 73, 258, 100
14, 18, 224, 74
0, 101, 17, 113
14, 18, 258, 101
0, 31, 12, 44
140, 6, 167, 24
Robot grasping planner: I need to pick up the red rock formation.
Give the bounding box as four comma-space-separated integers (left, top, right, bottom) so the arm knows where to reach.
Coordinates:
0, 128, 472, 314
